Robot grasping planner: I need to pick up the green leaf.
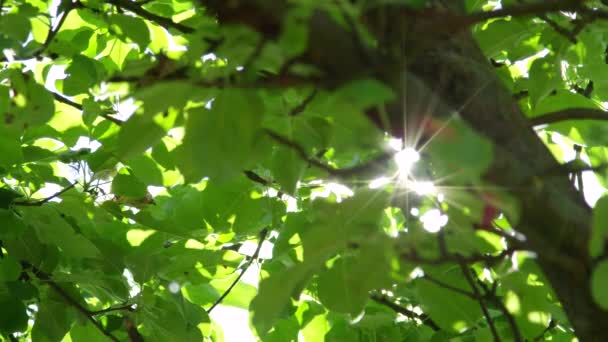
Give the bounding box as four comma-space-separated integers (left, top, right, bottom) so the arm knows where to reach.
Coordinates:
279, 10, 309, 57
69, 321, 111, 342
530, 91, 600, 118
63, 55, 99, 96
270, 145, 305, 195
183, 283, 219, 306
0, 14, 31, 42
317, 237, 392, 315
112, 173, 148, 198
591, 260, 608, 310
0, 297, 28, 334
134, 81, 198, 118
334, 79, 395, 110
138, 294, 207, 342
591, 196, 608, 257
528, 56, 562, 108
22, 145, 56, 162
109, 14, 151, 50
25, 206, 100, 259
426, 118, 493, 183
210, 274, 257, 309
82, 98, 103, 126
416, 266, 483, 332
126, 154, 164, 186
474, 18, 542, 60
0, 255, 22, 282
22, 78, 55, 126
176, 90, 264, 181
116, 115, 166, 160
32, 291, 75, 342
0, 128, 23, 168
0, 188, 22, 209
251, 190, 389, 335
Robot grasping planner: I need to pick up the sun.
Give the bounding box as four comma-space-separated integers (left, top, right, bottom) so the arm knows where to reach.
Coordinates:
394, 147, 420, 174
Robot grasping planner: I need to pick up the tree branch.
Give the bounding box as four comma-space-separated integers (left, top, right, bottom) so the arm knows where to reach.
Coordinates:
477, 280, 523, 342
90, 303, 136, 316
459, 263, 501, 341
52, 92, 124, 126
529, 108, 608, 126
422, 275, 478, 300
13, 182, 78, 206
30, 3, 74, 58
400, 248, 516, 267
538, 14, 578, 43
370, 293, 440, 331
243, 170, 285, 197
25, 263, 120, 342
105, 0, 195, 34
288, 88, 317, 116
264, 129, 391, 178
207, 228, 268, 313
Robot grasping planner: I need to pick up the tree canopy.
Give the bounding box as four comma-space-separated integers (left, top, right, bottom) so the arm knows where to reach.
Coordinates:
2, 0, 608, 341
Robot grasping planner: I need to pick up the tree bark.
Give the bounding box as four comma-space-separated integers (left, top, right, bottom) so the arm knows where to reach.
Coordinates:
204, 1, 608, 339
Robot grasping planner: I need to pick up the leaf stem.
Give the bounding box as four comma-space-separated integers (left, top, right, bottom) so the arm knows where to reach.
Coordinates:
370, 293, 440, 331
207, 228, 268, 313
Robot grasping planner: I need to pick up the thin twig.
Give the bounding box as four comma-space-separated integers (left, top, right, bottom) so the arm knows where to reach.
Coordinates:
90, 303, 136, 316
13, 182, 78, 206
243, 171, 285, 197
459, 263, 501, 341
538, 14, 577, 43
52, 92, 124, 125
241, 38, 266, 72
422, 275, 478, 300
207, 228, 268, 313
288, 89, 318, 116
477, 280, 523, 342
32, 2, 76, 58
533, 319, 557, 341
26, 264, 120, 342
370, 293, 440, 331
264, 129, 391, 177
401, 248, 516, 266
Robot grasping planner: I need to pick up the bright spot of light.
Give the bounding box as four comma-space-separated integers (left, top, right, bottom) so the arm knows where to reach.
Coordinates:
168, 281, 180, 294
73, 136, 101, 152
409, 267, 424, 279
411, 181, 436, 196
202, 53, 217, 62
410, 208, 419, 217
420, 209, 448, 233
395, 148, 420, 173
123, 269, 141, 297
310, 181, 354, 202
388, 138, 403, 151
369, 176, 391, 189
437, 193, 445, 202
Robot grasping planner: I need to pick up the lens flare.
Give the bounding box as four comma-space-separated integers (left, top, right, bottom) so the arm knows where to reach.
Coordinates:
394, 147, 420, 174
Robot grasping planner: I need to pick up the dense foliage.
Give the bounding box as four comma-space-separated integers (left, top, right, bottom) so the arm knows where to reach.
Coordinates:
3, 0, 608, 341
